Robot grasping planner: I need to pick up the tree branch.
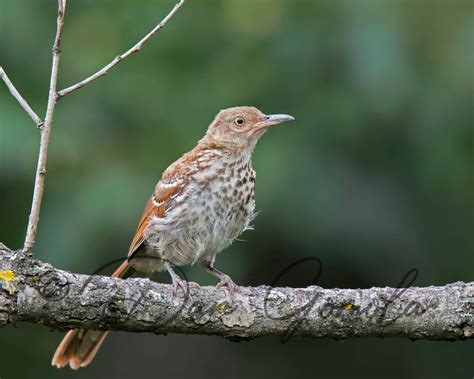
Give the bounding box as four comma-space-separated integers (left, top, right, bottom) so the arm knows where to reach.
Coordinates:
23, 0, 67, 251
56, 0, 185, 99
9, 0, 184, 251
1, 244, 472, 341
0, 66, 44, 129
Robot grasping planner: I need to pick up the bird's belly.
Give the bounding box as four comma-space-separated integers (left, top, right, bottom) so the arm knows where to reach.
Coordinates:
145, 171, 255, 267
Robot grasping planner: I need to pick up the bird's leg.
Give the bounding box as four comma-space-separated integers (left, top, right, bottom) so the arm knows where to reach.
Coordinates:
164, 261, 193, 296
204, 263, 239, 303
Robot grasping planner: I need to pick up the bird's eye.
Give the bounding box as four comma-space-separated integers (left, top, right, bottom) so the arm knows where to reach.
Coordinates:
234, 116, 245, 126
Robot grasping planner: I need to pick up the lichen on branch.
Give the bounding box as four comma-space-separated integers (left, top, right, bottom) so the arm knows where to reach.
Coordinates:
1, 244, 472, 341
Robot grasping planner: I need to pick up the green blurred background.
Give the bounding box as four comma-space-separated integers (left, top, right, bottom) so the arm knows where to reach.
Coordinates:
1, 0, 473, 378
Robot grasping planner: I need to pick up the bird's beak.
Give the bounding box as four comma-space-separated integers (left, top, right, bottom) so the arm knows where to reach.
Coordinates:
254, 114, 295, 130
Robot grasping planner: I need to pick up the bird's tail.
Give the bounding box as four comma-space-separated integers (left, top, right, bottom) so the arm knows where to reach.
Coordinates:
51, 260, 148, 369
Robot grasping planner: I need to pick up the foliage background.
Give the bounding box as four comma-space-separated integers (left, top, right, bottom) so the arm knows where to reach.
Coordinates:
0, 0, 472, 378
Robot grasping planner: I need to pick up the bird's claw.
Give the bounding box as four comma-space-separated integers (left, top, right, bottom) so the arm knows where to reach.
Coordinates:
171, 277, 193, 299
216, 274, 239, 304
188, 281, 201, 289
165, 260, 197, 299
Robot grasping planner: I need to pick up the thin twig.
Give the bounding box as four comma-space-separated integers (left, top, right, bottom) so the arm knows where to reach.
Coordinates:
23, 0, 67, 251
0, 67, 44, 129
57, 0, 185, 99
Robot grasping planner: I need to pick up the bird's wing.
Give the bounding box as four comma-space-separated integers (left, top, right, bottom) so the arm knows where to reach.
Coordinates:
127, 146, 219, 259
127, 174, 187, 258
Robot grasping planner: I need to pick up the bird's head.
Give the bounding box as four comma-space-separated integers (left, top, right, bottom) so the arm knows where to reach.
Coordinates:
201, 106, 294, 152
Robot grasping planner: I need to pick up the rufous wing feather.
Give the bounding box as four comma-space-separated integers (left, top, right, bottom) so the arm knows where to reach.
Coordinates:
128, 176, 187, 258
127, 196, 157, 258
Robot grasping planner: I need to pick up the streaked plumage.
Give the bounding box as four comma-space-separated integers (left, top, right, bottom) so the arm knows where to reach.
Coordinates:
52, 106, 294, 369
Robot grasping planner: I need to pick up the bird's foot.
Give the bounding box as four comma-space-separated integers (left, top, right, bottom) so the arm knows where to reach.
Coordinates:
171, 278, 201, 298
169, 275, 185, 295
188, 281, 201, 289
216, 274, 239, 304
165, 261, 194, 299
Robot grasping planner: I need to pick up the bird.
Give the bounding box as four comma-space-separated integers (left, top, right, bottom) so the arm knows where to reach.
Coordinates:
51, 106, 294, 369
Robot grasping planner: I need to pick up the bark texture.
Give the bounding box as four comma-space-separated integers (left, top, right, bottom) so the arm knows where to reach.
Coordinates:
1, 244, 472, 341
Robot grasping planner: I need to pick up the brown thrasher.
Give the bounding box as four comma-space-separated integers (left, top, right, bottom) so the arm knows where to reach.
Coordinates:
51, 106, 294, 369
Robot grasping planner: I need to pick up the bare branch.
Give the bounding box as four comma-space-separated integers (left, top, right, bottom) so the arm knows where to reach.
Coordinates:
0, 67, 44, 129
57, 0, 185, 99
23, 0, 67, 251
0, 245, 472, 341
